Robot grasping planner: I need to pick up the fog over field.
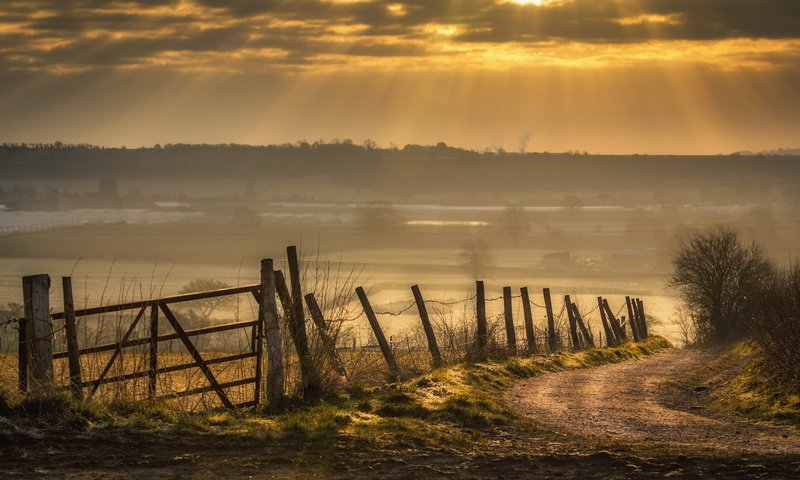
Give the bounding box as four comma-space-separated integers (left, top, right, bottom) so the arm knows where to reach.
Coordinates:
2, 144, 800, 347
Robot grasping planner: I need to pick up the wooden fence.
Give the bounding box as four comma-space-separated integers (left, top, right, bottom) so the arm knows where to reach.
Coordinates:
15, 245, 650, 410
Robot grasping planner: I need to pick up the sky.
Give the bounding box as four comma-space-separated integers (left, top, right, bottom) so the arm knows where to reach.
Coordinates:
1, 0, 799, 154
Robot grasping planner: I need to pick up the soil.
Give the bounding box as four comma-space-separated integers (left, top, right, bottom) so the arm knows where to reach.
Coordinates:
3, 348, 800, 479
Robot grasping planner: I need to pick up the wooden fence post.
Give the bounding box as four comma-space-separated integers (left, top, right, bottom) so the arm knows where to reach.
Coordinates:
476, 281, 487, 359
564, 295, 581, 349
18, 318, 27, 393
261, 259, 285, 407
62, 277, 83, 400
543, 288, 557, 352
286, 246, 322, 400
637, 299, 649, 338
411, 285, 443, 369
356, 287, 399, 376
625, 296, 641, 342
520, 287, 536, 354
602, 299, 627, 342
148, 302, 158, 398
502, 287, 517, 355
22, 274, 53, 390
570, 303, 595, 348
597, 296, 617, 347
305, 292, 348, 379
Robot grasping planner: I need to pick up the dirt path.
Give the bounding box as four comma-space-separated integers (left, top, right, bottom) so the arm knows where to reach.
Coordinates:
506, 348, 800, 455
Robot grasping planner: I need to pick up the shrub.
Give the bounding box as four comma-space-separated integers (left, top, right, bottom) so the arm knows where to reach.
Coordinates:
750, 265, 800, 389
669, 227, 772, 344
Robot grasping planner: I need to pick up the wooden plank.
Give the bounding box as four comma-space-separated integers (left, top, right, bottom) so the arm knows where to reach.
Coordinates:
22, 274, 52, 389
625, 296, 641, 342
564, 295, 581, 349
543, 288, 557, 351
597, 296, 617, 347
411, 285, 443, 368
62, 277, 83, 399
80, 352, 257, 388
261, 259, 285, 407
90, 305, 147, 398
475, 281, 487, 359
503, 287, 517, 355
305, 292, 349, 378
51, 284, 260, 320
149, 303, 158, 398
520, 287, 536, 354
603, 299, 627, 342
158, 377, 256, 401
570, 303, 595, 348
356, 287, 399, 375
159, 303, 234, 409
18, 318, 27, 393
253, 292, 264, 406
52, 319, 259, 359
286, 246, 322, 400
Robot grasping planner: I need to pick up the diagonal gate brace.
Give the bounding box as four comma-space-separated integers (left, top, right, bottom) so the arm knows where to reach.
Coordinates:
159, 303, 235, 409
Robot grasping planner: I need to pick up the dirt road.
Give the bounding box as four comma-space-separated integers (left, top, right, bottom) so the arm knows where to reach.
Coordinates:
506, 348, 800, 455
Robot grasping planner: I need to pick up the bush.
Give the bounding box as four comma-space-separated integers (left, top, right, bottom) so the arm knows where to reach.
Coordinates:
669, 228, 772, 344
750, 265, 800, 389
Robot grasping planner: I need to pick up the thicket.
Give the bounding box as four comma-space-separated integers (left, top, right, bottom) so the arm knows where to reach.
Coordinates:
670, 227, 799, 390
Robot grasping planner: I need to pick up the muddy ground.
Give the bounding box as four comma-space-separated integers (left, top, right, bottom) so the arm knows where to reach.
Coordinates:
3, 348, 800, 479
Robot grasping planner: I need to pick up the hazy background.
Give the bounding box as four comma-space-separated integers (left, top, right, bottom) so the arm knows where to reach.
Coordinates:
3, 143, 800, 345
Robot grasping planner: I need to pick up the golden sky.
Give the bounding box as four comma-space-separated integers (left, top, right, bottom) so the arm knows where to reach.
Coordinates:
1, 0, 799, 153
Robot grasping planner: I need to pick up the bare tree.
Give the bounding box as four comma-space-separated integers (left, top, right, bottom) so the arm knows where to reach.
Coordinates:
459, 240, 495, 280
668, 227, 772, 344
179, 279, 234, 322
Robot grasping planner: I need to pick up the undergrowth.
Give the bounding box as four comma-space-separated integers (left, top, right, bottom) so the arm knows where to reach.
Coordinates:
1, 337, 672, 450
716, 344, 800, 426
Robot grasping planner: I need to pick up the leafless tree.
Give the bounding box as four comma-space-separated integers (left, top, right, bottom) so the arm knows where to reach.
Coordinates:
668, 227, 772, 344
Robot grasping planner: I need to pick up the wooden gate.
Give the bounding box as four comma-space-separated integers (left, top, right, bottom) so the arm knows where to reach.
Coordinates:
23, 278, 264, 409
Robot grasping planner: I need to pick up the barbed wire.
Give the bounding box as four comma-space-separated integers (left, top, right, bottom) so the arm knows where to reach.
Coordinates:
375, 301, 417, 317
582, 303, 600, 317
427, 295, 477, 307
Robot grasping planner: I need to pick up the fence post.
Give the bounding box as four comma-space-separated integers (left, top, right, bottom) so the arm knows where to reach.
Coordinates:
476, 281, 487, 359
543, 288, 557, 352
520, 287, 536, 354
261, 259, 285, 408
22, 274, 53, 390
564, 295, 581, 350
285, 246, 322, 400
625, 296, 641, 342
356, 287, 399, 376
305, 292, 348, 379
148, 302, 158, 398
637, 299, 649, 338
597, 296, 617, 347
18, 318, 27, 393
62, 277, 83, 400
603, 299, 627, 342
570, 303, 595, 348
502, 287, 517, 355
411, 285, 443, 369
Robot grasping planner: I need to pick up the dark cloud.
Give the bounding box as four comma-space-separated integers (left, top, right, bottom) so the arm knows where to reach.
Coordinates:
0, 0, 798, 71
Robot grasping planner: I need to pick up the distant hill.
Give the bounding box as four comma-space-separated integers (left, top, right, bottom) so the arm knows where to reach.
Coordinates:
1, 142, 799, 194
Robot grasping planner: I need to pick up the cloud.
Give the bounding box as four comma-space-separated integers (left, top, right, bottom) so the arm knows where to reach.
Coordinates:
0, 0, 798, 72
